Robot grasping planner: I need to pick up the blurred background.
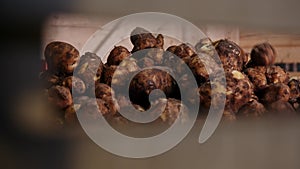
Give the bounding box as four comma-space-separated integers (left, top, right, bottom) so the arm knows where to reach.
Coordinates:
1, 0, 300, 169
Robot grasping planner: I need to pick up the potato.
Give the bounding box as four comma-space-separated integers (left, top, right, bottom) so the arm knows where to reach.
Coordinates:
106, 46, 131, 66
130, 27, 164, 52
249, 42, 276, 67
213, 39, 245, 71
129, 68, 178, 109
44, 41, 79, 75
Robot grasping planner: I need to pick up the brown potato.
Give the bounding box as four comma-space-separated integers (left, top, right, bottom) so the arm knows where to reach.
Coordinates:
213, 39, 245, 71
244, 66, 268, 92
106, 46, 131, 66
129, 68, 178, 109
77, 97, 118, 121
44, 41, 79, 75
48, 85, 73, 109
62, 76, 86, 95
199, 70, 253, 116
150, 98, 189, 125
162, 47, 192, 78
101, 65, 117, 86
76, 52, 104, 88
195, 38, 221, 64
134, 48, 164, 66
101, 57, 140, 87
166, 43, 195, 60
95, 83, 114, 99
259, 83, 290, 104
266, 66, 289, 84
130, 27, 164, 52
288, 79, 300, 104
250, 42, 276, 67
188, 54, 222, 84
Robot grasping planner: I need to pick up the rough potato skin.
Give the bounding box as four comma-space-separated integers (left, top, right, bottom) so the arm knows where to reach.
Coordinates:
266, 66, 289, 84
101, 65, 117, 86
188, 55, 209, 84
44, 41, 79, 75
95, 83, 114, 99
244, 66, 268, 92
177, 74, 199, 106
199, 80, 235, 120
48, 85, 73, 109
94, 83, 118, 115
113, 58, 140, 86
115, 95, 145, 111
225, 70, 254, 114
150, 98, 189, 125
129, 68, 177, 109
130, 27, 164, 53
195, 38, 221, 64
96, 98, 118, 116
106, 46, 131, 66
137, 56, 155, 67
134, 48, 164, 66
166, 43, 195, 60
75, 96, 118, 121
195, 38, 214, 55
199, 70, 253, 117
62, 76, 86, 95
259, 83, 290, 104
101, 57, 140, 87
155, 34, 164, 49
76, 52, 104, 88
198, 82, 213, 109
213, 39, 245, 71
145, 48, 164, 65
163, 44, 200, 81
162, 47, 191, 78
188, 54, 222, 84
288, 79, 300, 104
249, 42, 276, 67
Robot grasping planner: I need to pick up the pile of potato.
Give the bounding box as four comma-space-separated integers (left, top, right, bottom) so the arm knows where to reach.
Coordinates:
40, 27, 299, 125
